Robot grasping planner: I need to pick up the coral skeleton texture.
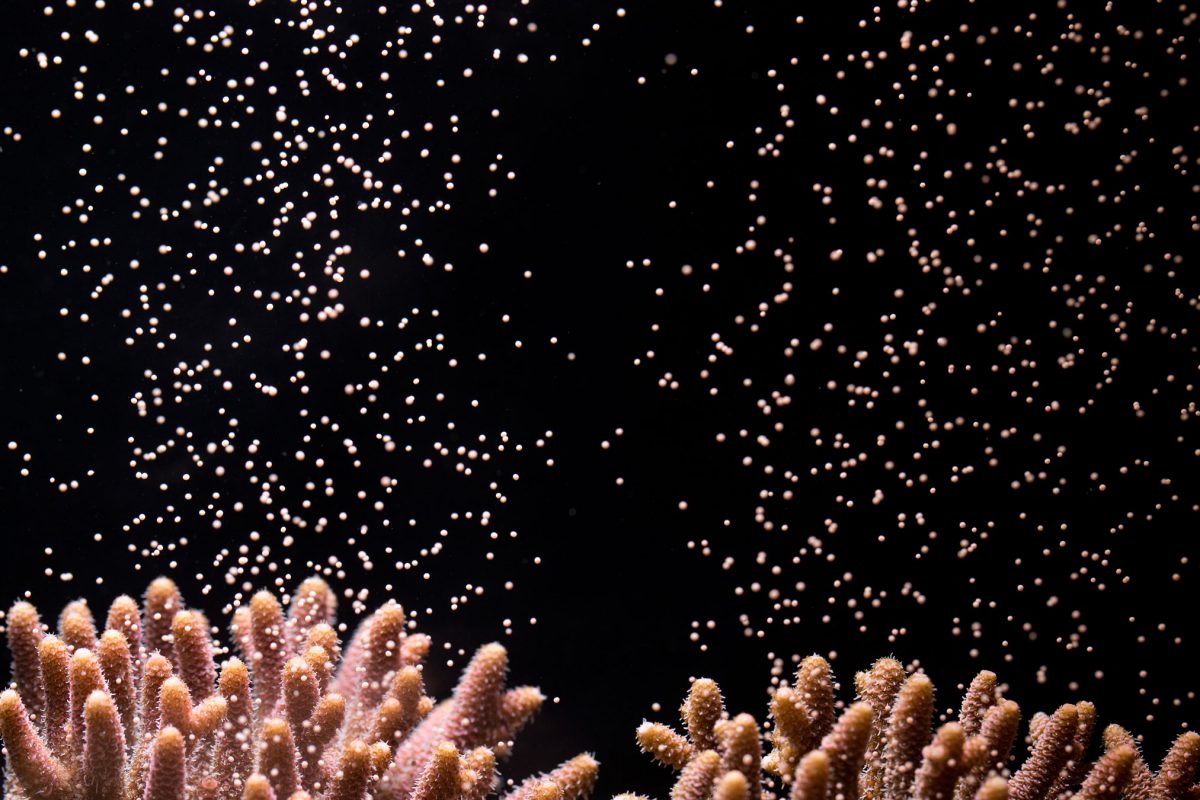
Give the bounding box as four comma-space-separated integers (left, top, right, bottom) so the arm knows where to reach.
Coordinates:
1, 578, 598, 800
624, 656, 1199, 800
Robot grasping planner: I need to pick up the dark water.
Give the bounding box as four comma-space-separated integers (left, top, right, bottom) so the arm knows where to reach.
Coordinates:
1, 1, 1197, 795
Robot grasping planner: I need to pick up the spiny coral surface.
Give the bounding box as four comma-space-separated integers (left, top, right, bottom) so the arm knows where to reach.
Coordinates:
624, 657, 1198, 800
1, 578, 598, 800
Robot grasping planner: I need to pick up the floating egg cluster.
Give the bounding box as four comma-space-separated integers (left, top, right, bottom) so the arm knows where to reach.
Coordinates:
0, 0, 1197, 786
0, 0, 610, 613
602, 0, 1198, 731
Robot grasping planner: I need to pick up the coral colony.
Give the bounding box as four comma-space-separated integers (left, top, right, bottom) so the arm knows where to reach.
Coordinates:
621, 660, 1200, 800
4, 580, 1199, 800
0, 577, 597, 800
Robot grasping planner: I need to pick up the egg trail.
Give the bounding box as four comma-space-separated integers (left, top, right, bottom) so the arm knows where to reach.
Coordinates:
1, 0, 1198, 764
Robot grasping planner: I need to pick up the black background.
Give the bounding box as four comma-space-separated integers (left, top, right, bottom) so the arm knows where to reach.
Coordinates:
2, 0, 1198, 796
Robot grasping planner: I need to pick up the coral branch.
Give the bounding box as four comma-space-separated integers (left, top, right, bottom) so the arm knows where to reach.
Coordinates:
2, 578, 579, 800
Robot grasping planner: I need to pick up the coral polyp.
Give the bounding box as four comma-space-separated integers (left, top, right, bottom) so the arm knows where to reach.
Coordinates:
623, 657, 1199, 800
1, 577, 598, 800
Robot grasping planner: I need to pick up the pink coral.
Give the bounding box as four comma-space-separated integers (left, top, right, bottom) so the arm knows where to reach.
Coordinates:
2, 578, 596, 800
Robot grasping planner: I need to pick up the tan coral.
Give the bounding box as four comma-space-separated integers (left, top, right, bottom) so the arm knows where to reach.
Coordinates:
619, 659, 1197, 800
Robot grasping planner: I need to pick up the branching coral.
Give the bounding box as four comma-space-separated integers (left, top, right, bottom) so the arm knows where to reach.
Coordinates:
628, 656, 1199, 800
1, 578, 599, 800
